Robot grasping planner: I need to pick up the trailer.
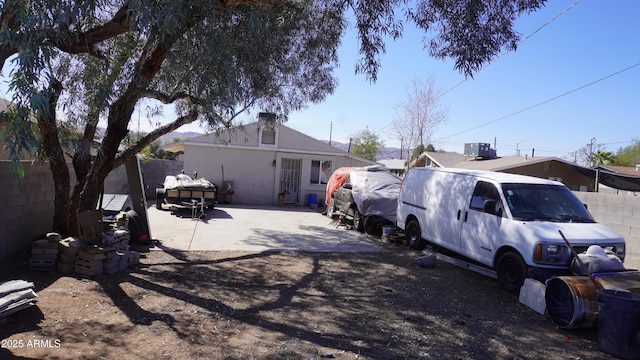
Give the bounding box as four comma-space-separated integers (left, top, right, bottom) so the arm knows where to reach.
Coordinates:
156, 174, 217, 216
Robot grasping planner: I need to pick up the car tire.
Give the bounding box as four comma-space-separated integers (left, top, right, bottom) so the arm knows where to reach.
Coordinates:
155, 188, 165, 210
327, 198, 336, 218
126, 209, 149, 243
353, 209, 364, 232
363, 216, 385, 236
496, 252, 527, 293
406, 219, 425, 249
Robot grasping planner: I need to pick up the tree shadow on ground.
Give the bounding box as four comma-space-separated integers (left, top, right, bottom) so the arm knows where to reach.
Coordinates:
1, 245, 611, 359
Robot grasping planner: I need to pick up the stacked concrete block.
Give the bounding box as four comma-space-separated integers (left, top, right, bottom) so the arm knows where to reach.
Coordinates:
57, 237, 80, 274
100, 231, 118, 249
101, 228, 130, 251
102, 251, 120, 274
30, 233, 60, 271
114, 229, 130, 250
75, 246, 107, 277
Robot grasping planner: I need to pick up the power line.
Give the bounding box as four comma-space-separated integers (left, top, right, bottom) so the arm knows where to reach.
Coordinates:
434, 61, 640, 142
378, 1, 583, 136
439, 0, 583, 98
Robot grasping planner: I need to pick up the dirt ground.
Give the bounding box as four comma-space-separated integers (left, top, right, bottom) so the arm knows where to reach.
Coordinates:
1, 236, 618, 360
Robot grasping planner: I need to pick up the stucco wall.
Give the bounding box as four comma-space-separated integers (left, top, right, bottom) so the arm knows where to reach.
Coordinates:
182, 146, 274, 205
573, 191, 640, 269
182, 143, 373, 206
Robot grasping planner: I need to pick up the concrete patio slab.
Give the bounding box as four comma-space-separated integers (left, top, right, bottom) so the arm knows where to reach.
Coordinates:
147, 203, 385, 253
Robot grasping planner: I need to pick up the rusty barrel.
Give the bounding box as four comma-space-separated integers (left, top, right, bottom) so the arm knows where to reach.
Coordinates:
545, 276, 599, 329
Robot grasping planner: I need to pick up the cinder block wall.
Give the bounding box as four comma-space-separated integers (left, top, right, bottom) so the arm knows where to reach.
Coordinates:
0, 158, 183, 262
573, 191, 640, 269
141, 158, 184, 199
103, 158, 184, 199
0, 161, 56, 261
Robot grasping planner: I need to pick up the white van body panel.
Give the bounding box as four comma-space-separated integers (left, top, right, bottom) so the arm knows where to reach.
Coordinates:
397, 167, 626, 272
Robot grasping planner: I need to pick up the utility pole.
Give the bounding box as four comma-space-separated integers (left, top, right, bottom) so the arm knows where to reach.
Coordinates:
329, 122, 332, 145
588, 137, 596, 167
516, 140, 527, 157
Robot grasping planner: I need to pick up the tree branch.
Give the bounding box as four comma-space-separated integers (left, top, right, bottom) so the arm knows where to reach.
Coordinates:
113, 109, 200, 168
140, 90, 207, 107
53, 4, 135, 55
221, 1, 293, 8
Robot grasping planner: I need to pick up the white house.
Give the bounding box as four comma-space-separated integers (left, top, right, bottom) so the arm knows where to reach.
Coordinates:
165, 121, 375, 206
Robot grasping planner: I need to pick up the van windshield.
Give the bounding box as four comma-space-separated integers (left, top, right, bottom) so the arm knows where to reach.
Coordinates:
502, 183, 594, 223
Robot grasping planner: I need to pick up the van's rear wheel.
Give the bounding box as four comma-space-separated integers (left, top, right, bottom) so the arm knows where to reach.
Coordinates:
496, 252, 527, 293
406, 219, 425, 249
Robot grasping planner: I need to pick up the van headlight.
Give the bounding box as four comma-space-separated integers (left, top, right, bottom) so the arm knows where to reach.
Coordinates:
534, 242, 566, 264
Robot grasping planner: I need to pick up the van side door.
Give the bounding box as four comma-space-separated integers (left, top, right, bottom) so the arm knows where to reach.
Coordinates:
459, 180, 505, 265
422, 171, 474, 252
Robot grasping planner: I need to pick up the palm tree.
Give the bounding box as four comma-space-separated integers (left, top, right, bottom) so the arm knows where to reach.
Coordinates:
592, 150, 615, 166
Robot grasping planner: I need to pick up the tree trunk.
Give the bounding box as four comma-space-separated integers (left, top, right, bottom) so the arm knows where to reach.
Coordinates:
36, 79, 72, 234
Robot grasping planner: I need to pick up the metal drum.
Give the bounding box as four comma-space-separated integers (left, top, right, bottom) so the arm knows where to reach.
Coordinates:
545, 276, 599, 329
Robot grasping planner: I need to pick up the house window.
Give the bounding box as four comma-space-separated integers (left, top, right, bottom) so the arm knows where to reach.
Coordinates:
310, 160, 331, 185
261, 128, 276, 145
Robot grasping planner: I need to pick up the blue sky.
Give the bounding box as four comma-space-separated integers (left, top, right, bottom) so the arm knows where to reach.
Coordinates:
1, 1, 638, 162
283, 0, 640, 160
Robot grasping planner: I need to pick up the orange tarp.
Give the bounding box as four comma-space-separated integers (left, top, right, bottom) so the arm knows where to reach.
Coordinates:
325, 167, 358, 205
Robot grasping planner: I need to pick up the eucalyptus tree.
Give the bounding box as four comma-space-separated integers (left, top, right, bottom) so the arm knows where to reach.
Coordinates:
0, 0, 546, 235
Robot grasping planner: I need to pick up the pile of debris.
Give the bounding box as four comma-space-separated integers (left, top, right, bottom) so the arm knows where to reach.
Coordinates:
0, 280, 37, 325
29, 210, 141, 277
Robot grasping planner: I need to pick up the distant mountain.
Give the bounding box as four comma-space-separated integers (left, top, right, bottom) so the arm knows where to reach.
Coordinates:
159, 131, 202, 144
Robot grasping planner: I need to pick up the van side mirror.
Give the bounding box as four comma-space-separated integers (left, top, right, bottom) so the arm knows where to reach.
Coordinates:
343, 183, 353, 190
583, 203, 588, 210
484, 200, 498, 215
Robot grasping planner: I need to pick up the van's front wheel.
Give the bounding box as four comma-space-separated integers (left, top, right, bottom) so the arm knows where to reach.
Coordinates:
496, 252, 527, 293
406, 219, 425, 249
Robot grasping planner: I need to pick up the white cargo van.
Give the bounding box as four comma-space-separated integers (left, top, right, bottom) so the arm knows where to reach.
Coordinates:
396, 167, 626, 292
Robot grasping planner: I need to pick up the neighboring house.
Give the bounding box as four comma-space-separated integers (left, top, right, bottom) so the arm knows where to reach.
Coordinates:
164, 121, 375, 206
412, 152, 466, 168
377, 158, 407, 177
415, 151, 597, 191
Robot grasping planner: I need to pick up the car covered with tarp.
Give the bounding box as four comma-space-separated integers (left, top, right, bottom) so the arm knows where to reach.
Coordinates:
325, 165, 402, 233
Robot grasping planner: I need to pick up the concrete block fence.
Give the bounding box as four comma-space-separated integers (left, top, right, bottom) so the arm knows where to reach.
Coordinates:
0, 158, 182, 262
573, 191, 640, 269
